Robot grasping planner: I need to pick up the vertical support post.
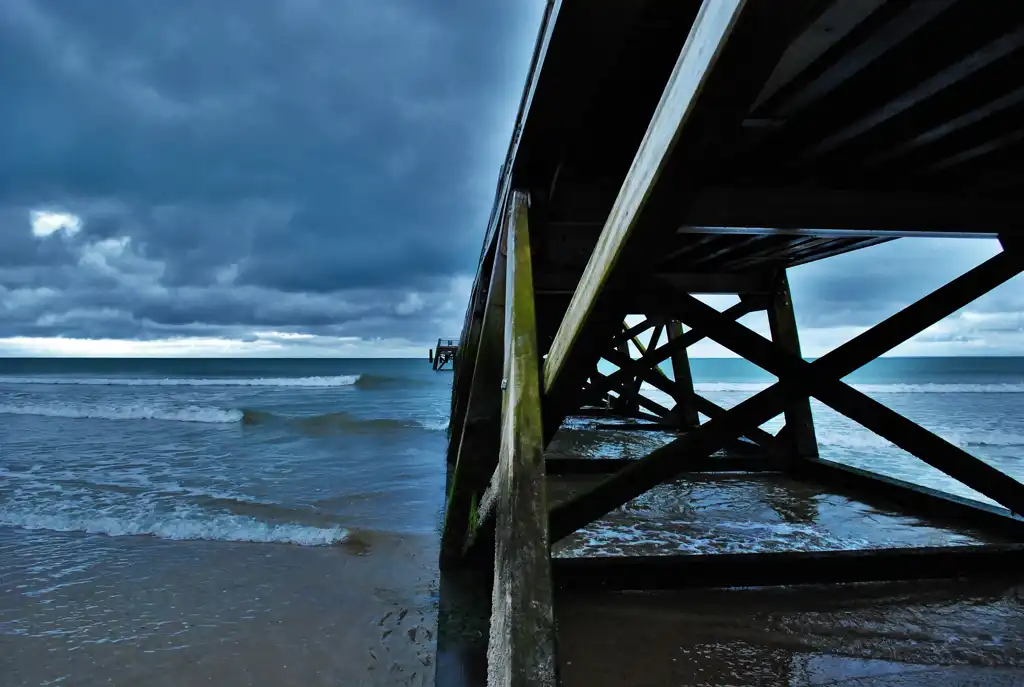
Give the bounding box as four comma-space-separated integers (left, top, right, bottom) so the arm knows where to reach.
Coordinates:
767, 270, 819, 461
440, 215, 510, 567
488, 190, 557, 687
611, 338, 638, 416
666, 319, 700, 428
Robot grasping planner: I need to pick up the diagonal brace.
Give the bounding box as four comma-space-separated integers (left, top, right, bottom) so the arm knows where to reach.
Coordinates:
674, 290, 1024, 515
549, 249, 1024, 541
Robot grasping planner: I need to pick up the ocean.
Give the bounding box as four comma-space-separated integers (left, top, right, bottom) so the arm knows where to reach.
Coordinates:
2, 357, 1024, 684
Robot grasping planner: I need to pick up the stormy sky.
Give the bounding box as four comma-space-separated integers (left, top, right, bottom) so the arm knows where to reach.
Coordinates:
0, 1, 1021, 358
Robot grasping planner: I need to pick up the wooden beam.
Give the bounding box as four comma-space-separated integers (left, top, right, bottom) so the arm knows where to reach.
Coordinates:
447, 239, 497, 460
546, 456, 777, 476
485, 190, 557, 687
673, 290, 1024, 516
535, 270, 776, 296
441, 202, 510, 567
601, 348, 780, 455
766, 271, 818, 462
666, 320, 699, 428
752, 0, 887, 111
548, 249, 1024, 541
794, 458, 1024, 539
679, 187, 1013, 237
804, 25, 1024, 159
471, 0, 561, 283
543, 0, 749, 394
553, 544, 1024, 591
866, 84, 1024, 167
768, 0, 957, 118
594, 300, 755, 398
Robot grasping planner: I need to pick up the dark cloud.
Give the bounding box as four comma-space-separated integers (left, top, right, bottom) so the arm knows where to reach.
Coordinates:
1, 1, 1021, 356
0, 0, 542, 349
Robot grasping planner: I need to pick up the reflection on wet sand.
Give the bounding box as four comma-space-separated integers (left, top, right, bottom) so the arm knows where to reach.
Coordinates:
543, 424, 1024, 686
558, 580, 1024, 686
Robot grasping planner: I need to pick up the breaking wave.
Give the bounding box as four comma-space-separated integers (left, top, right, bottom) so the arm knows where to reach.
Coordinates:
241, 409, 447, 434
0, 402, 242, 424
0, 375, 360, 387
817, 428, 1024, 449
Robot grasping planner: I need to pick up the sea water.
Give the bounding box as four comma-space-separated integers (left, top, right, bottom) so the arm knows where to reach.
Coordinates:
2, 357, 1024, 684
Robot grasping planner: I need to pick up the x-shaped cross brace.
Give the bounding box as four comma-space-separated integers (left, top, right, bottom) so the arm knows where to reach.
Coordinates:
550, 248, 1024, 541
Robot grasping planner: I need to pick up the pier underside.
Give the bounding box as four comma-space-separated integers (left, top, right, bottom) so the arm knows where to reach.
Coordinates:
439, 0, 1024, 684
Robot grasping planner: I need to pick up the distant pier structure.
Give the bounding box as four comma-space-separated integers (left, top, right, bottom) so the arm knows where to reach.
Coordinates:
430, 338, 459, 370
437, 0, 1024, 684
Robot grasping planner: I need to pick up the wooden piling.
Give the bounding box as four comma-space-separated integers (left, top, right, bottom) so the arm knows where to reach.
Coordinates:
487, 190, 557, 687
766, 270, 818, 462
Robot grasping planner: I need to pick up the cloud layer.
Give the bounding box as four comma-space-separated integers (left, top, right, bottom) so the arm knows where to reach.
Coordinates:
0, 0, 542, 355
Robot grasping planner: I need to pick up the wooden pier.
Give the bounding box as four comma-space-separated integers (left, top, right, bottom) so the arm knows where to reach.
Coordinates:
438, 0, 1024, 684
431, 338, 459, 371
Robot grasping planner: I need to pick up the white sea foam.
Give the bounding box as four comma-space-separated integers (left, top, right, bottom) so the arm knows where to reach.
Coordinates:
0, 510, 349, 546
0, 375, 360, 387
817, 427, 1024, 449
0, 402, 242, 424
420, 419, 450, 431
692, 382, 1024, 394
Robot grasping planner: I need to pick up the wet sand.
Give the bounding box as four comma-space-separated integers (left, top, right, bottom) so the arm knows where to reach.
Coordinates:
557, 580, 1024, 686
1, 528, 439, 686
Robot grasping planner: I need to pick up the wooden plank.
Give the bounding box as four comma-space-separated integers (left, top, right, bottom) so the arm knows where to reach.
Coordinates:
548, 249, 1024, 541
752, 0, 888, 110
768, 0, 957, 117
679, 187, 1013, 237
673, 290, 1024, 516
794, 458, 1024, 539
546, 456, 776, 476
440, 208, 510, 567
866, 84, 1024, 167
766, 271, 818, 461
543, 0, 749, 394
552, 544, 1024, 591
486, 190, 557, 687
535, 270, 775, 296
804, 25, 1024, 158
666, 320, 700, 428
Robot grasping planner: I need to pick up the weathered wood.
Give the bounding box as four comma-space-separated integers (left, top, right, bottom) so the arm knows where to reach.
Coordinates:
593, 300, 755, 400
766, 270, 818, 461
680, 187, 1013, 238
487, 190, 557, 687
674, 289, 1024, 516
752, 0, 887, 111
601, 348, 780, 454
666, 320, 699, 428
440, 205, 510, 567
543, 0, 748, 394
767, 0, 957, 118
552, 544, 1024, 591
794, 457, 1024, 539
804, 25, 1024, 159
548, 249, 1024, 541
546, 455, 776, 476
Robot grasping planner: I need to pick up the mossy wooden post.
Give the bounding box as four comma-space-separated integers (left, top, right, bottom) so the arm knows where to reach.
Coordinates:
487, 189, 557, 687
441, 211, 509, 567
766, 270, 818, 462
666, 319, 700, 428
